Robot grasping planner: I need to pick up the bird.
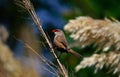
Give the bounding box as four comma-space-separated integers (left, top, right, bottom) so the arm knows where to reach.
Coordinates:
52, 29, 82, 58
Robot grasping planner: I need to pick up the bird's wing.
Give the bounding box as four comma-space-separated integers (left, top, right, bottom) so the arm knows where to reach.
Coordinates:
60, 35, 68, 48
54, 37, 66, 49
54, 31, 69, 49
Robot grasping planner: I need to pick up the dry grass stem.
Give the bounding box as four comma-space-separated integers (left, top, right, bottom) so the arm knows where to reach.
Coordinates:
17, 0, 68, 77
25, 43, 59, 76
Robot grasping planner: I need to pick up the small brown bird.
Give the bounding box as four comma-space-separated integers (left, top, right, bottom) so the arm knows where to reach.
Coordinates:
52, 29, 82, 58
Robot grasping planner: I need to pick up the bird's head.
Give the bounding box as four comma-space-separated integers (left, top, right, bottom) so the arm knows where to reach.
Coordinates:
52, 29, 63, 35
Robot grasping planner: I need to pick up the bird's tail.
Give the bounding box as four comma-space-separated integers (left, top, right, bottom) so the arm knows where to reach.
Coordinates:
68, 49, 83, 58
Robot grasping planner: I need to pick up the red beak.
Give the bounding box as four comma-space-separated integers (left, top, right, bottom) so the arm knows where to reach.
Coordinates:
52, 29, 58, 32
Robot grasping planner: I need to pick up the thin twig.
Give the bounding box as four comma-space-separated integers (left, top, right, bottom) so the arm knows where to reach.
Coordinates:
14, 37, 58, 74
25, 43, 59, 76
19, 0, 68, 77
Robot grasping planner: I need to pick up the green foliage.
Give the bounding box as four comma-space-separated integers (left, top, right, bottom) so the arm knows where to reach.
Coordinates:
63, 0, 120, 19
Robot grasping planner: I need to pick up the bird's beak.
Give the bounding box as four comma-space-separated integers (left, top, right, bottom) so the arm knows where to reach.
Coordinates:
52, 30, 55, 32
52, 29, 56, 32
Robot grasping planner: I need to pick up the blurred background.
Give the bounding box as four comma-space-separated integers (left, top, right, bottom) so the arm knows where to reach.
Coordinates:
0, 0, 120, 77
